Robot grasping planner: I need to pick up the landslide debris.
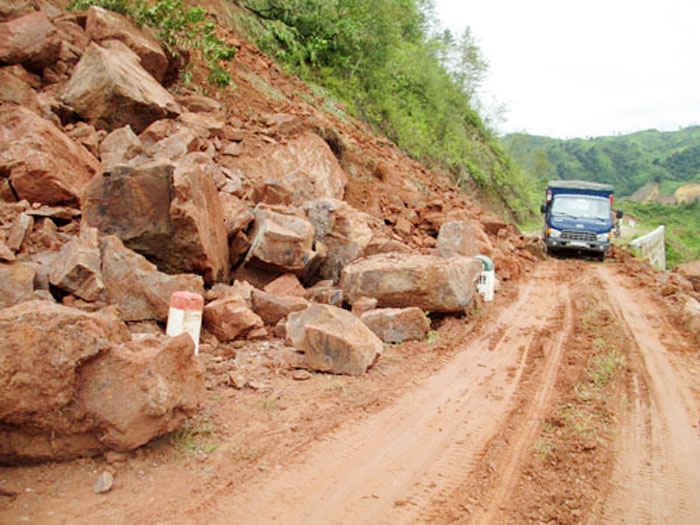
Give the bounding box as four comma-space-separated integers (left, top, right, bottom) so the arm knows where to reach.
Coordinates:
0, 0, 542, 463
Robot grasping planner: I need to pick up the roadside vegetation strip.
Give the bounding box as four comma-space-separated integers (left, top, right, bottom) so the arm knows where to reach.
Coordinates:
498, 282, 631, 524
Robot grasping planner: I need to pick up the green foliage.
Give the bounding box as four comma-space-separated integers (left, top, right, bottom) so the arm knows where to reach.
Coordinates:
67, 0, 236, 86
619, 199, 700, 267
237, 0, 536, 221
502, 126, 700, 198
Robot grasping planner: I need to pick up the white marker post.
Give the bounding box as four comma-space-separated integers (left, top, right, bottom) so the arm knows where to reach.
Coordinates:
166, 291, 204, 355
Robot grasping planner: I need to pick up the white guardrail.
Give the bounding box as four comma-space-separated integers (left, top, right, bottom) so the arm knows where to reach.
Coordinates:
629, 225, 666, 271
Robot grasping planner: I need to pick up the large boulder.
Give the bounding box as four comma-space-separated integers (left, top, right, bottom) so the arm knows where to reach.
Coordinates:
360, 307, 430, 343
0, 66, 42, 114
83, 154, 229, 284
82, 160, 173, 254
77, 334, 203, 451
0, 11, 60, 70
61, 41, 180, 133
0, 261, 36, 307
100, 235, 204, 322
286, 304, 383, 376
304, 198, 375, 281
229, 132, 347, 206
245, 205, 318, 276
168, 153, 230, 284
0, 300, 203, 462
49, 227, 104, 301
340, 253, 483, 313
0, 105, 99, 206
85, 6, 168, 82
437, 220, 479, 258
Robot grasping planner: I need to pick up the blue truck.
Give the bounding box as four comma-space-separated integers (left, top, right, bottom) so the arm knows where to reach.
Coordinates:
540, 180, 623, 261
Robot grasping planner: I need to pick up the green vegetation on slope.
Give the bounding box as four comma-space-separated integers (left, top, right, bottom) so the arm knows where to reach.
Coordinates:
232, 0, 536, 220
619, 200, 700, 267
68, 0, 237, 86
502, 126, 700, 198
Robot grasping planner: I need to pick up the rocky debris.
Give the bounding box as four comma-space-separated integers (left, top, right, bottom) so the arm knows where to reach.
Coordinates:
78, 334, 203, 451
203, 296, 263, 342
0, 65, 42, 114
49, 226, 104, 301
305, 280, 344, 306
292, 369, 312, 381
230, 132, 347, 206
145, 122, 200, 161
83, 155, 229, 284
168, 153, 230, 283
175, 93, 223, 114
251, 288, 309, 325
304, 198, 375, 281
82, 160, 173, 255
85, 6, 168, 82
219, 192, 253, 236
0, 301, 129, 462
245, 204, 319, 276
0, 240, 15, 261
676, 260, 700, 293
264, 273, 307, 298
61, 41, 180, 133
0, 11, 60, 70
0, 105, 99, 206
340, 253, 483, 313
351, 296, 378, 316
93, 471, 114, 494
0, 0, 35, 20
437, 221, 478, 258
0, 261, 36, 307
286, 304, 383, 376
100, 235, 204, 322
99, 125, 147, 171
360, 307, 430, 343
681, 296, 700, 342
362, 236, 412, 257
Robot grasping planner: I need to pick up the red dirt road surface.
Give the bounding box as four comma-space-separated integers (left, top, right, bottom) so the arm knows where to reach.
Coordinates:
1, 259, 698, 524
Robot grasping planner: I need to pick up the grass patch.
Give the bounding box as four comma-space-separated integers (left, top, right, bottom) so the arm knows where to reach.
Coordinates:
170, 418, 218, 456
427, 330, 439, 345
533, 437, 555, 461
588, 348, 626, 389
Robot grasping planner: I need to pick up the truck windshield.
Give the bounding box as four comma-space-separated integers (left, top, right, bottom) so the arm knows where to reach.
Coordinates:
550, 195, 610, 220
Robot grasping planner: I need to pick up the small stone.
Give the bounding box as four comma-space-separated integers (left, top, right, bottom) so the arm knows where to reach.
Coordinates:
93, 471, 114, 494
292, 370, 311, 381
228, 373, 246, 389
104, 451, 128, 465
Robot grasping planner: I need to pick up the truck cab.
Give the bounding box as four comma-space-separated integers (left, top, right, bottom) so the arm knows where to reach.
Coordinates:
541, 180, 622, 261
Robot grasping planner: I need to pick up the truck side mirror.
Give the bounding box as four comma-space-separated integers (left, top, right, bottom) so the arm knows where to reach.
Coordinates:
540, 203, 547, 214
616, 209, 624, 219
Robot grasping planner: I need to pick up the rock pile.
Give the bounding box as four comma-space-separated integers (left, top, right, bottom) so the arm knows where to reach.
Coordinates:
0, 2, 539, 463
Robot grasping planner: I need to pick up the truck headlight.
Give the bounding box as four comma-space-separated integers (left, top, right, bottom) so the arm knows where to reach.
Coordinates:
596, 232, 611, 241
548, 227, 561, 238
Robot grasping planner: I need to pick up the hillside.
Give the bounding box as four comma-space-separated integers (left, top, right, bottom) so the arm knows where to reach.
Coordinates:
1, 1, 699, 523
502, 126, 700, 199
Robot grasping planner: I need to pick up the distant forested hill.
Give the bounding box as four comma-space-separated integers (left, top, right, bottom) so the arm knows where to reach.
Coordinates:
501, 126, 700, 197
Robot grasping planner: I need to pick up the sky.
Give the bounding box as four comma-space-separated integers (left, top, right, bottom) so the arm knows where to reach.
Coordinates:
434, 0, 700, 139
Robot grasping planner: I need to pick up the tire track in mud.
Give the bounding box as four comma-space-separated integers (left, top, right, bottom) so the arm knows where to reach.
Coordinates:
597, 266, 700, 524
466, 286, 573, 524
192, 262, 572, 525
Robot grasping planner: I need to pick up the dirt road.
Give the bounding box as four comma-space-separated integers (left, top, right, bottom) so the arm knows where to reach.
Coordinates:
192, 260, 700, 524
1, 259, 698, 524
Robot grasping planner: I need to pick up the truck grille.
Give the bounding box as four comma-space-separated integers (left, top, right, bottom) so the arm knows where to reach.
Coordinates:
561, 231, 596, 243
